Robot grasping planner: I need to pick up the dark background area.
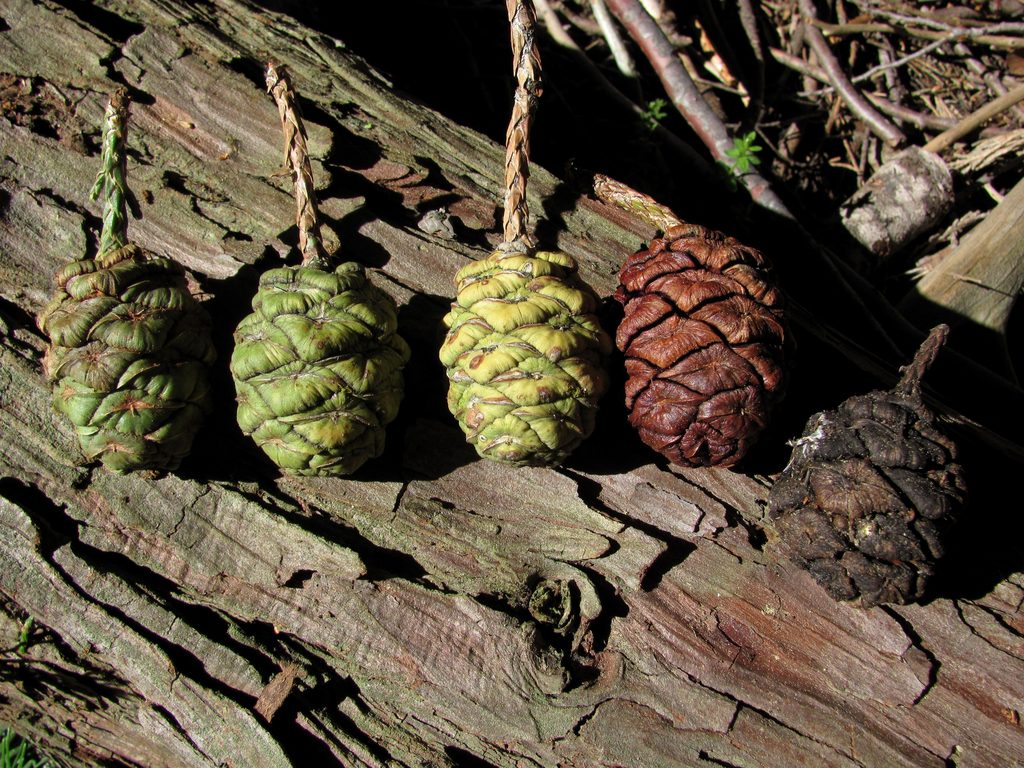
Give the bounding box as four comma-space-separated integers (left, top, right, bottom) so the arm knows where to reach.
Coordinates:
249, 0, 813, 235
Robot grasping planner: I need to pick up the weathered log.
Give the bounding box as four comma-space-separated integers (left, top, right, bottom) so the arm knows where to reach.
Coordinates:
1, 1, 1023, 766
900, 175, 1024, 378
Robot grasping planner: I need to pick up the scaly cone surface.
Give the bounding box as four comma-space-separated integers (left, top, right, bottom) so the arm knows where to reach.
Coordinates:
39, 89, 216, 473
439, 0, 611, 467
596, 175, 788, 467
230, 63, 409, 476
767, 325, 967, 607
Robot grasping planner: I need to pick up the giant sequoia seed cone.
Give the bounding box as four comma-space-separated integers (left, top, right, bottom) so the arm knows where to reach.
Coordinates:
40, 244, 216, 473
767, 325, 966, 607
616, 224, 788, 467
231, 263, 410, 476
440, 248, 611, 466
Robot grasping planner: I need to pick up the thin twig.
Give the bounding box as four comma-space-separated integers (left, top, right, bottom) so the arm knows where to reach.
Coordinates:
851, 35, 952, 85
896, 324, 948, 396
533, 0, 720, 175
866, 94, 959, 132
876, 40, 907, 102
797, 0, 906, 147
816, 17, 1024, 49
924, 82, 1024, 153
592, 173, 683, 232
954, 42, 1024, 123
590, 0, 636, 76
769, 46, 958, 131
851, 8, 1024, 36
603, 0, 794, 219
502, 0, 542, 249
266, 61, 329, 269
737, 0, 766, 114
737, 0, 765, 66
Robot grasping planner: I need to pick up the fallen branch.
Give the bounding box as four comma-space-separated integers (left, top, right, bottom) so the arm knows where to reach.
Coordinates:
797, 0, 906, 147
900, 176, 1024, 356
533, 0, 718, 175
924, 82, 1024, 154
602, 0, 794, 219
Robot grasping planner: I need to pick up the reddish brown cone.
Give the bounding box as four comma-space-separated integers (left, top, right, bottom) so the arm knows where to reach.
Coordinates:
616, 224, 788, 466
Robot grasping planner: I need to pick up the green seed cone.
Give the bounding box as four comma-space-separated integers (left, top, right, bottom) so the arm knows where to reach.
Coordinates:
39, 244, 216, 473
230, 262, 410, 476
440, 248, 611, 466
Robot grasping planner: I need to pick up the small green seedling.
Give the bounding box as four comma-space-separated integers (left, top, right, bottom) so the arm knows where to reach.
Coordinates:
641, 98, 669, 131
725, 131, 763, 174
16, 618, 33, 655
0, 728, 52, 768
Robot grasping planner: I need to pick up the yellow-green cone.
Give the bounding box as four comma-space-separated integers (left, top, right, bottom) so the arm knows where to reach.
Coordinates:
440, 248, 610, 466
231, 263, 409, 476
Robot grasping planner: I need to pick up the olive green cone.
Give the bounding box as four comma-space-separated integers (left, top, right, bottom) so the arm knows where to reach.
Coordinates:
230, 262, 410, 476
440, 248, 611, 466
39, 244, 216, 473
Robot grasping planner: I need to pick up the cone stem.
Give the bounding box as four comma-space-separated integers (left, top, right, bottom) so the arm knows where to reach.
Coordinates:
592, 174, 685, 234
896, 324, 949, 396
266, 61, 330, 270
90, 88, 130, 260
502, 0, 542, 250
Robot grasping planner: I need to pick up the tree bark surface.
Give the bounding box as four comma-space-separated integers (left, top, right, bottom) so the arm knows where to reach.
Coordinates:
1, 1, 1022, 767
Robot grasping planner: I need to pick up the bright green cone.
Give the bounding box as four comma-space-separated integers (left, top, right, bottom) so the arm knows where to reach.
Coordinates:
440, 248, 610, 466
230, 263, 410, 476
38, 90, 215, 473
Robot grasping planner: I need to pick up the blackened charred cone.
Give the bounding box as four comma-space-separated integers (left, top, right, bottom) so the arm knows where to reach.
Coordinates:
767, 325, 966, 607
615, 224, 788, 467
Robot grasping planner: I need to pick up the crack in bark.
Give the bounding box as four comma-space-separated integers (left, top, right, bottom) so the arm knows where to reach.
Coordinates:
445, 743, 502, 768
881, 606, 940, 705
698, 748, 746, 767
159, 168, 259, 245
391, 479, 409, 524
569, 561, 627, 659
677, 672, 868, 767
2, 479, 272, 696
267, 478, 443, 586
706, 489, 768, 557
425, 708, 533, 768
48, 0, 145, 44
173, 485, 211, 538
0, 294, 47, 358
57, 551, 259, 714
251, 647, 396, 768
953, 599, 1024, 662
560, 468, 698, 591
150, 702, 207, 762
0, 478, 79, 557
4, 485, 359, 764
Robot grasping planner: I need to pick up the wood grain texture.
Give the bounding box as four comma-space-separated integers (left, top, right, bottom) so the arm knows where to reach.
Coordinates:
1, 0, 1023, 766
